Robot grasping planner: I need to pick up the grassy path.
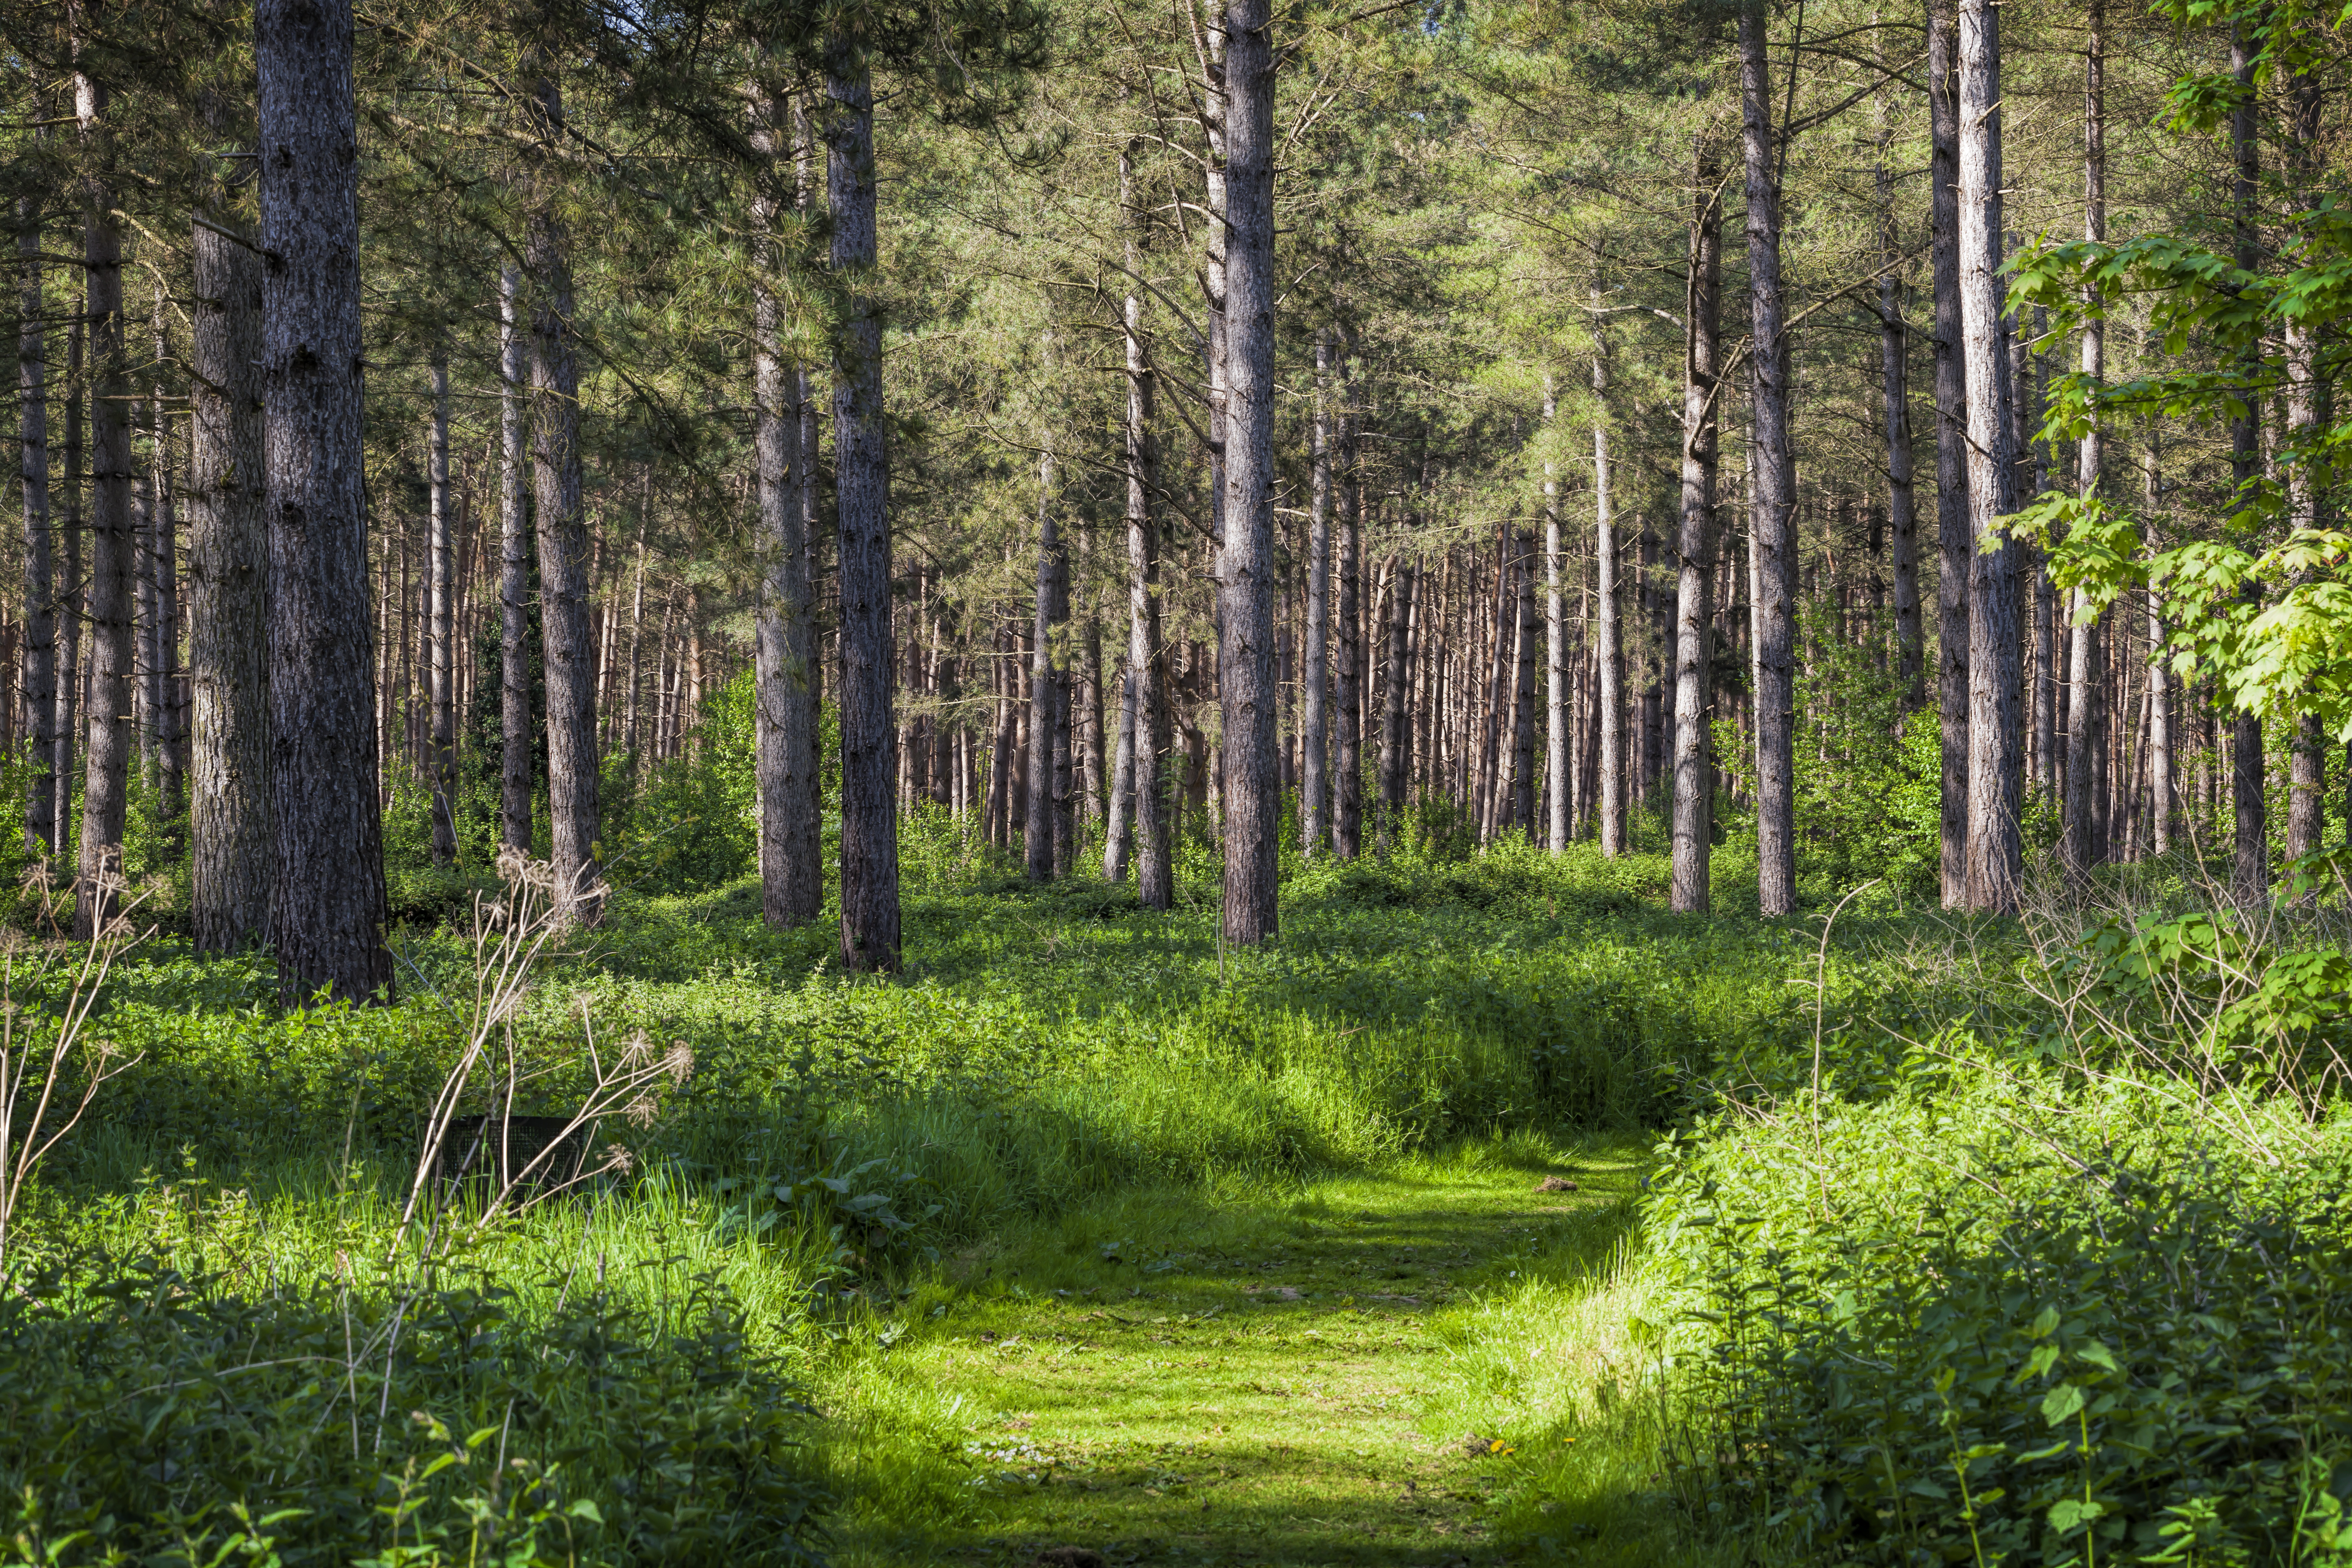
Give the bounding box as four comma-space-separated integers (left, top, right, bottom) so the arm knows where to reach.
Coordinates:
823, 1134, 1655, 1568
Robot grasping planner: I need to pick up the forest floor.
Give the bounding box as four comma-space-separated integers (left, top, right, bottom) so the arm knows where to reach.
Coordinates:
823, 1133, 1655, 1568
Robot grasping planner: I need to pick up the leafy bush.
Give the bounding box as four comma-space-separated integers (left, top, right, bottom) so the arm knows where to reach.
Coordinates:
0, 1260, 832, 1567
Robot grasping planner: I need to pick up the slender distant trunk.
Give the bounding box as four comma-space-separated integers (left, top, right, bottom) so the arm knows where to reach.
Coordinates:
2283, 59, 2323, 874
1676, 121, 1725, 913
1929, 0, 1970, 906
152, 324, 182, 836
188, 211, 270, 951
1510, 541, 1538, 841
1876, 62, 1923, 706
1594, 313, 1624, 857
1544, 375, 1569, 851
828, 36, 899, 968
1739, 12, 1795, 918
1377, 555, 1413, 851
55, 295, 80, 852
497, 266, 533, 856
428, 355, 455, 865
1107, 143, 1158, 892
2064, 3, 2104, 878
1302, 328, 1333, 858
752, 81, 820, 925
20, 198, 55, 855
526, 71, 601, 923
258, 0, 390, 999
1958, 0, 2021, 912
2143, 433, 2173, 856
2228, 26, 2266, 901
74, 67, 132, 940
1333, 361, 1363, 860
1217, 0, 1279, 943
1026, 453, 1064, 882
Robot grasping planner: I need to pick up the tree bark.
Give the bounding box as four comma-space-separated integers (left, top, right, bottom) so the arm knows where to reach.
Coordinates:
1510, 540, 1538, 841
188, 212, 269, 951
73, 65, 132, 940
752, 82, 821, 925
1108, 141, 1162, 895
497, 265, 533, 856
2143, 433, 2172, 856
258, 0, 390, 998
1377, 556, 1414, 851
2283, 57, 2323, 875
1929, 0, 1970, 906
1876, 66, 1923, 707
20, 198, 55, 855
1544, 375, 1569, 851
1026, 452, 1065, 882
1333, 355, 1363, 861
55, 294, 79, 854
1738, 15, 1795, 917
525, 70, 601, 923
1302, 327, 1333, 859
828, 36, 899, 968
2063, 13, 2105, 878
1593, 312, 1624, 857
428, 354, 455, 865
1215, 0, 1278, 943
1676, 122, 1724, 913
2229, 24, 2266, 901
1958, 0, 2022, 913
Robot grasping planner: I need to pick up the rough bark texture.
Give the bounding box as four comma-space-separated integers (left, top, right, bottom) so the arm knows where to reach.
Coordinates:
828, 38, 899, 969
1958, 0, 2022, 913
188, 216, 270, 952
55, 299, 79, 854
1594, 317, 1623, 858
2064, 3, 2104, 877
497, 265, 532, 856
258, 0, 391, 999
2229, 26, 2266, 902
751, 84, 820, 926
526, 71, 602, 924
1026, 454, 1065, 882
1510, 544, 1538, 840
1877, 77, 1923, 707
1302, 328, 1333, 859
1216, 0, 1278, 943
2282, 61, 2322, 874
2144, 441, 2171, 856
1739, 17, 1795, 920
1333, 360, 1362, 861
20, 199, 54, 855
1543, 375, 1568, 852
1675, 125, 1723, 914
1108, 142, 1163, 896
1929, 0, 1970, 908
75, 68, 132, 940
1377, 557, 1414, 850
428, 356, 455, 866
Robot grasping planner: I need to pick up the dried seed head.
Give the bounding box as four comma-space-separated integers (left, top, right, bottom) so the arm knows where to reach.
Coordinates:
664, 1039, 694, 1085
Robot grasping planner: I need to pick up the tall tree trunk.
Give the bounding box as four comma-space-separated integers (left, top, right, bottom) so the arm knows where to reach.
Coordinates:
258, 0, 389, 998
2143, 432, 2172, 856
1333, 360, 1363, 861
428, 354, 455, 865
1510, 540, 1539, 840
1216, 0, 1278, 943
188, 211, 269, 951
1108, 140, 1161, 894
1876, 63, 1923, 707
752, 81, 820, 925
828, 36, 899, 968
1026, 452, 1064, 882
1958, 0, 2022, 912
2283, 59, 2323, 874
19, 198, 54, 855
74, 65, 132, 940
1544, 375, 1569, 851
2063, 9, 2103, 877
1739, 15, 1795, 918
1594, 310, 1624, 856
1929, 0, 1970, 906
1676, 125, 1724, 913
2229, 24, 2266, 901
1302, 326, 1332, 859
55, 293, 79, 854
526, 71, 601, 923
497, 265, 533, 856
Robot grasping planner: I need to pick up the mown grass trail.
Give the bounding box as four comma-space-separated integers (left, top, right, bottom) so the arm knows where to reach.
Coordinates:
824, 1134, 1651, 1567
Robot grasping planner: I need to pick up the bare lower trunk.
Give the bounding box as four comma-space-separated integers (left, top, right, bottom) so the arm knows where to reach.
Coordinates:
1544, 377, 1569, 852
1333, 367, 1363, 861
1510, 542, 1538, 840
1217, 0, 1279, 943
1302, 328, 1333, 858
1876, 62, 1923, 707
258, 0, 391, 998
1377, 555, 1414, 851
20, 199, 55, 855
1738, 15, 1795, 918
1594, 316, 1623, 857
188, 214, 270, 951
55, 298, 80, 853
2229, 25, 2266, 901
828, 39, 899, 968
752, 83, 820, 925
498, 266, 533, 855
1676, 121, 1724, 913
1026, 453, 1065, 882
1929, 0, 1970, 906
1959, 0, 2021, 912
428, 355, 455, 865
2063, 13, 2103, 876
75, 70, 132, 939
